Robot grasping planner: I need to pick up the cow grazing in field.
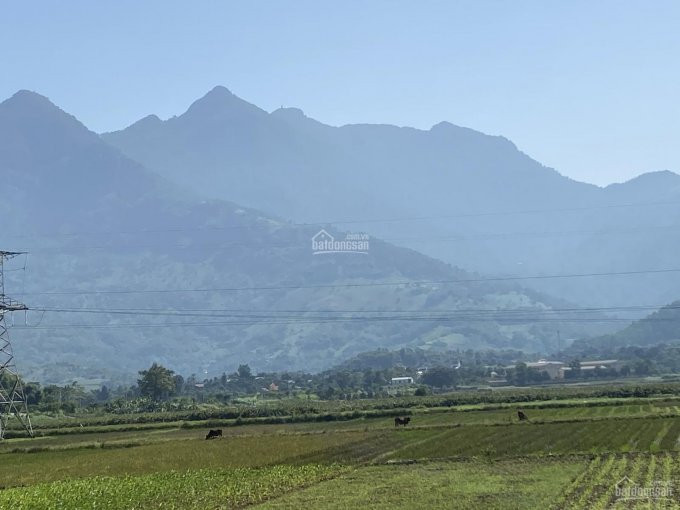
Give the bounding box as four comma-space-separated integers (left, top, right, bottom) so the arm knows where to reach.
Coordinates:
205, 429, 223, 440
517, 410, 530, 422
394, 416, 411, 427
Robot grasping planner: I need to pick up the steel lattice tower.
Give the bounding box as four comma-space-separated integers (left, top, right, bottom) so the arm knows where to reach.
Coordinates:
0, 251, 33, 440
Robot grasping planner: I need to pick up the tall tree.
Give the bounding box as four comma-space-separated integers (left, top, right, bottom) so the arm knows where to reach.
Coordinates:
138, 363, 176, 401
237, 364, 253, 379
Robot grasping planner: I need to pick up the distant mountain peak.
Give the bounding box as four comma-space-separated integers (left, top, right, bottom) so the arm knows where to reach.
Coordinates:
271, 107, 306, 120
2, 89, 61, 113
628, 169, 679, 183
181, 85, 266, 121
0, 89, 91, 140
140, 113, 161, 123
430, 120, 459, 131
130, 113, 162, 129
188, 85, 236, 109
9, 89, 51, 101
205, 84, 234, 98
606, 170, 680, 191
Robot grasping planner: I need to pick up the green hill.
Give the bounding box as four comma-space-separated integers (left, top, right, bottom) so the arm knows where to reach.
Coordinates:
569, 302, 680, 353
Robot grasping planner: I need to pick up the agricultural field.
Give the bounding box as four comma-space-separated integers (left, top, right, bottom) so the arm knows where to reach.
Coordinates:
4, 388, 680, 508
0, 464, 347, 510
258, 459, 586, 509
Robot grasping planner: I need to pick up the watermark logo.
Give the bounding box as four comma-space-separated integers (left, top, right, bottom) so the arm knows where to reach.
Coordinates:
614, 476, 673, 502
311, 229, 369, 255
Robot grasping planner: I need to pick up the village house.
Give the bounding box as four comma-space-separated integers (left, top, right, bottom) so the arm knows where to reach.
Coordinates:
390, 376, 414, 386
511, 359, 622, 380
525, 359, 566, 379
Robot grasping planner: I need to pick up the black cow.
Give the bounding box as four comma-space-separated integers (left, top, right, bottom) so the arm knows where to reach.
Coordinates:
394, 416, 411, 427
517, 410, 530, 422
205, 429, 223, 440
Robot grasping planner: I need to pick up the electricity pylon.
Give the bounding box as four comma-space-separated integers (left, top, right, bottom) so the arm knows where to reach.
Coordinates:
0, 251, 33, 440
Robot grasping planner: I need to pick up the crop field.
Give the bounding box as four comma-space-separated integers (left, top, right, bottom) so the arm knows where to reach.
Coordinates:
388, 417, 680, 459
0, 464, 347, 510
556, 453, 680, 509
257, 459, 586, 509
4, 390, 680, 508
0, 431, 402, 488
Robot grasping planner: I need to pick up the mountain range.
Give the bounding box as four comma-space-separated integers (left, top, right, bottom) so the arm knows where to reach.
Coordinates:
103, 86, 680, 311
0, 90, 607, 384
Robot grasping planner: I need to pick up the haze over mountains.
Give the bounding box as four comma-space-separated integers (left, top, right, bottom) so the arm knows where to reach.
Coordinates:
1, 90, 608, 384
104, 86, 680, 311
568, 302, 680, 355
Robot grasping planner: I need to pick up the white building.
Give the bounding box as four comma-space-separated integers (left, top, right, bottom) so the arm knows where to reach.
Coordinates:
525, 359, 566, 379
391, 377, 414, 386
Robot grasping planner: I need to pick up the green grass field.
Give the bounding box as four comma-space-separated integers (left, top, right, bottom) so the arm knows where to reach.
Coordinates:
4, 391, 680, 508
257, 460, 585, 509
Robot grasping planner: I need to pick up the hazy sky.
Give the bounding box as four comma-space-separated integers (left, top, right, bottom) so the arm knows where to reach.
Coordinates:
2, 1, 679, 186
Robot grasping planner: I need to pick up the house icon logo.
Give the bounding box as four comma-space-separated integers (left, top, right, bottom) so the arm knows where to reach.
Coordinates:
312, 229, 334, 245
311, 229, 369, 255
615, 477, 634, 489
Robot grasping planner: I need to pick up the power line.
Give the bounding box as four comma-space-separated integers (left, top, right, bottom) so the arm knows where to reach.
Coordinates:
18, 303, 680, 329
16, 268, 680, 297
31, 303, 680, 317
8, 222, 680, 254
11, 315, 680, 331
14, 301, 680, 332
